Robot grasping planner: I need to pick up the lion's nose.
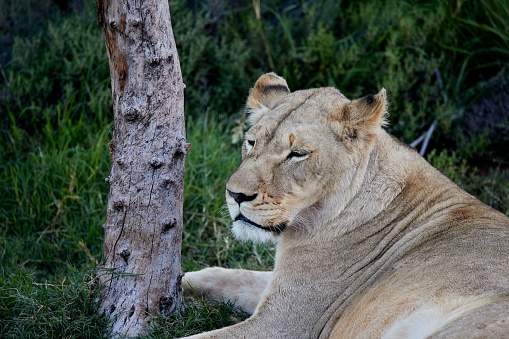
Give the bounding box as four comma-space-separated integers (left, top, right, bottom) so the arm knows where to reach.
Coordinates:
227, 189, 257, 204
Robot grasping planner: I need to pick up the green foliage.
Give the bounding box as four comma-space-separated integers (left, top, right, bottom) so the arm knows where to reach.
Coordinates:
0, 0, 508, 337
0, 0, 64, 39
0, 7, 111, 137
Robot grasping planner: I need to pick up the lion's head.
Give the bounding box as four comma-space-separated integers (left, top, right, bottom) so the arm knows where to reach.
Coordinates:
226, 73, 388, 242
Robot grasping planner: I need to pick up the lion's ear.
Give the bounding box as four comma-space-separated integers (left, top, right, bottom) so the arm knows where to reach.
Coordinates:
347, 88, 388, 129
329, 88, 388, 143
246, 72, 290, 125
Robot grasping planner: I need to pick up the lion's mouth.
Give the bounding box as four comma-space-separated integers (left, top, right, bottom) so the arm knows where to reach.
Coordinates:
235, 214, 286, 234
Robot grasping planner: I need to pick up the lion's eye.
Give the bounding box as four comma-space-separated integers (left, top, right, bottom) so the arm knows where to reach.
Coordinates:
287, 150, 309, 161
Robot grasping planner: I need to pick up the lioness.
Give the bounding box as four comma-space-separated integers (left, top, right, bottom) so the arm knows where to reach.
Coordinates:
182, 73, 509, 338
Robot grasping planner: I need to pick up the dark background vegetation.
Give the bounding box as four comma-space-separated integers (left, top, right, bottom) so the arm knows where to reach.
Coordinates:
1, 0, 508, 337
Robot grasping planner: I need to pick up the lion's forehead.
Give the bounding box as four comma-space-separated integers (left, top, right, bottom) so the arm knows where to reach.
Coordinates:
250, 88, 349, 144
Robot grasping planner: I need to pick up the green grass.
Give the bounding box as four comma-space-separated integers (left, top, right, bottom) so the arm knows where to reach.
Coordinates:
146, 297, 250, 338
0, 269, 107, 338
0, 0, 508, 337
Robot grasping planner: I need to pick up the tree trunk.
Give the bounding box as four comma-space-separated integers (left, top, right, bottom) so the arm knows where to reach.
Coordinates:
95, 0, 187, 337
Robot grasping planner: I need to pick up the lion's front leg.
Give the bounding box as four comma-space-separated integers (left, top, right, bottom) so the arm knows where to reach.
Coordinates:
182, 267, 272, 314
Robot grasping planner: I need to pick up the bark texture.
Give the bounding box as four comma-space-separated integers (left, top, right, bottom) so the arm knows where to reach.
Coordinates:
96, 0, 186, 337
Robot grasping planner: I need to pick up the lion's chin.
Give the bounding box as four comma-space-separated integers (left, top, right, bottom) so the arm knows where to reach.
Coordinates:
231, 219, 282, 244
235, 215, 286, 233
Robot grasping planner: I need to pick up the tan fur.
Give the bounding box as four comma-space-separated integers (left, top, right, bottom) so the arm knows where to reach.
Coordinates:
181, 73, 509, 338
